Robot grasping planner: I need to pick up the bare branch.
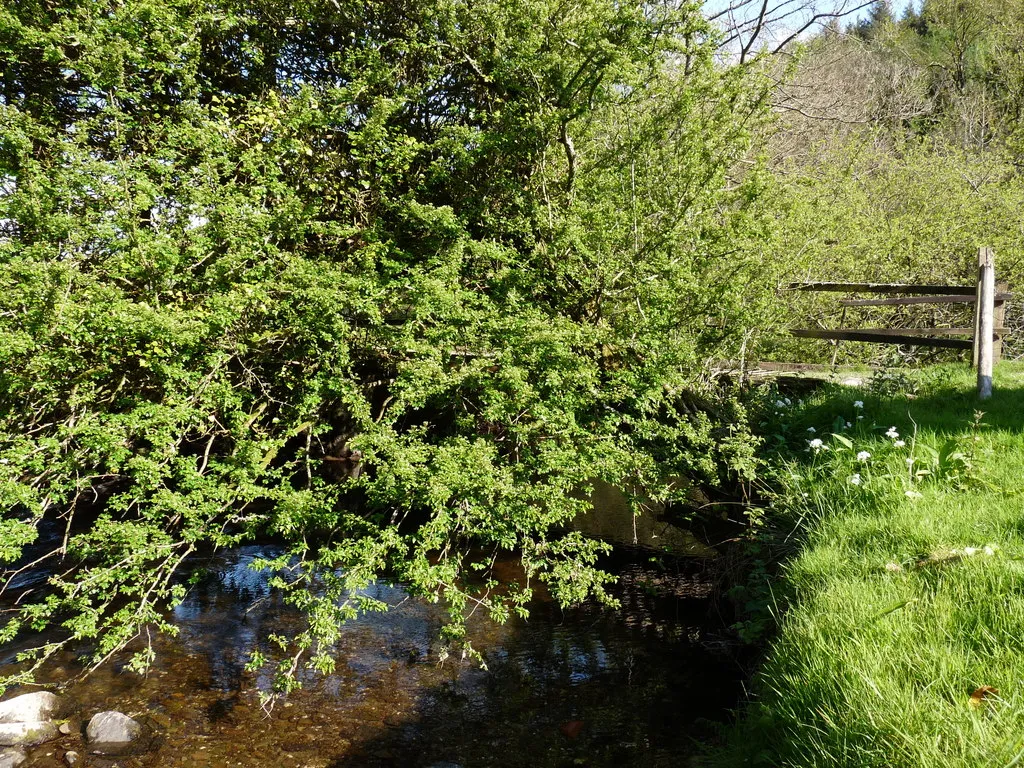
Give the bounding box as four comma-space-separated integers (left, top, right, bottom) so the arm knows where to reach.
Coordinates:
706, 0, 877, 60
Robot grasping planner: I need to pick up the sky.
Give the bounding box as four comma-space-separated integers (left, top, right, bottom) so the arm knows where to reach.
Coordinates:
702, 0, 854, 55
700, 0, 919, 55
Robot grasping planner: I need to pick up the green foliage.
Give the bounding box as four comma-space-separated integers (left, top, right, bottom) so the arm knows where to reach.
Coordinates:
757, 0, 1024, 366
867, 368, 920, 398
760, 136, 1024, 364
0, 0, 773, 692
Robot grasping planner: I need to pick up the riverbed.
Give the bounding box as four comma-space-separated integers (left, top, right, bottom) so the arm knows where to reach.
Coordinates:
1, 537, 745, 768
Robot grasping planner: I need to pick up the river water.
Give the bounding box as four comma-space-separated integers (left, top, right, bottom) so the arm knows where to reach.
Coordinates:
1, 502, 744, 767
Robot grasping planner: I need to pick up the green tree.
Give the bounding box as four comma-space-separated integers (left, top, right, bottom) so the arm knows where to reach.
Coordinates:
0, 0, 772, 694
854, 0, 897, 40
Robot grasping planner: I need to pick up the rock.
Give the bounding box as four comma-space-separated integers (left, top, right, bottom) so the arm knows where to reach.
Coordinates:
64, 750, 80, 766
86, 711, 142, 746
0, 721, 60, 747
0, 692, 61, 724
58, 722, 73, 735
0, 747, 27, 768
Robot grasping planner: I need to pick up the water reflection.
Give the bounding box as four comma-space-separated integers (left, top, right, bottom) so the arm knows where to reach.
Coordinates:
2, 544, 743, 768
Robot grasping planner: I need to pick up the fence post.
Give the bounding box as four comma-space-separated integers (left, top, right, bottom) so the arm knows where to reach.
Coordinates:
995, 280, 1008, 364
829, 304, 848, 369
972, 279, 982, 368
976, 247, 995, 400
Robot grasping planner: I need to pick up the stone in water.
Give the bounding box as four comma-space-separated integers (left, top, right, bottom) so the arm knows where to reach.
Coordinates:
0, 721, 59, 747
86, 711, 142, 746
0, 692, 60, 724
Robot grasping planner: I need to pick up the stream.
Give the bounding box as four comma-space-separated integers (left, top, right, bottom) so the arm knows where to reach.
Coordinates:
1, 489, 746, 768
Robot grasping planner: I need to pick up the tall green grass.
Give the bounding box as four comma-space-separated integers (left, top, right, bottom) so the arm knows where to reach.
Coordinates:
717, 364, 1024, 767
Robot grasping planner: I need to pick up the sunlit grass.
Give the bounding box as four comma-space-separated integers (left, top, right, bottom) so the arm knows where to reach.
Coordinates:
716, 362, 1024, 767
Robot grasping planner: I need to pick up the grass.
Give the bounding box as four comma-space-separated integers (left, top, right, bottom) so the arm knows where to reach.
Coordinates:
714, 362, 1024, 768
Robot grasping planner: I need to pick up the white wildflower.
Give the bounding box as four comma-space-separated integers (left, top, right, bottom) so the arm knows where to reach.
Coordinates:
775, 400, 786, 409
893, 440, 906, 448
856, 450, 871, 462
964, 547, 978, 556
785, 398, 792, 406
853, 400, 864, 409
845, 421, 852, 429
984, 545, 997, 556
807, 438, 825, 453
856, 415, 864, 420
848, 473, 861, 486
905, 490, 922, 499
906, 458, 915, 466
807, 426, 816, 433
885, 427, 899, 439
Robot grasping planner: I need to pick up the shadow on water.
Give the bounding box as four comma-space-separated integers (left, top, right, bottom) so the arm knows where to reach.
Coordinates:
0, 537, 747, 768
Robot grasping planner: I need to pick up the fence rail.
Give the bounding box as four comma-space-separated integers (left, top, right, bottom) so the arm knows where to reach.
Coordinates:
788, 248, 1012, 399
837, 294, 1011, 307
789, 329, 973, 350
789, 282, 977, 295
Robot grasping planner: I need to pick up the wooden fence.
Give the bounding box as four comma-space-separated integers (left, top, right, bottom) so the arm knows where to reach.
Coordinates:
788, 248, 1011, 399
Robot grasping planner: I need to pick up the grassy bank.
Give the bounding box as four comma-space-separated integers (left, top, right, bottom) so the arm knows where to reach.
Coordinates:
716, 363, 1024, 767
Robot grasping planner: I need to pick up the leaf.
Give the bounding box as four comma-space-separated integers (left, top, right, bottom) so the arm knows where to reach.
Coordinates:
830, 433, 853, 449
939, 439, 958, 466
868, 598, 917, 621
968, 685, 999, 709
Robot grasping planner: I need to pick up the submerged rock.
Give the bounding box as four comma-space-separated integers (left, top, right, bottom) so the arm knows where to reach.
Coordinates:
86, 711, 142, 748
0, 692, 60, 724
0, 748, 27, 768
0, 691, 62, 747
64, 750, 80, 766
559, 720, 584, 739
0, 720, 59, 747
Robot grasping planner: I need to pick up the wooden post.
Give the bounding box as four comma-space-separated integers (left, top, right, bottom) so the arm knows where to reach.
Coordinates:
972, 281, 982, 368
829, 305, 848, 369
994, 280, 1008, 364
976, 247, 995, 399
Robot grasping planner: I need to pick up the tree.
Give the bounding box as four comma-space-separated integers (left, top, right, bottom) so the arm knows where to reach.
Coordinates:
922, 0, 993, 92
852, 0, 896, 40
0, 0, 772, 695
